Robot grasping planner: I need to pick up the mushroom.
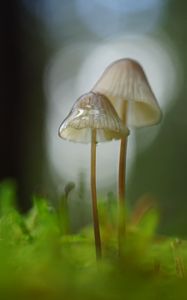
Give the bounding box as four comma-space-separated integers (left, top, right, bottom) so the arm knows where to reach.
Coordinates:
91, 58, 162, 242
58, 91, 128, 259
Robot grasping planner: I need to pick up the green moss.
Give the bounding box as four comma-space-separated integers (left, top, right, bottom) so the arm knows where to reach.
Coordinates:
0, 181, 186, 299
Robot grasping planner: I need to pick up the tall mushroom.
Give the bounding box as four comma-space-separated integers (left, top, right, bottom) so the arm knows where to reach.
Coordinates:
58, 92, 128, 259
92, 58, 162, 244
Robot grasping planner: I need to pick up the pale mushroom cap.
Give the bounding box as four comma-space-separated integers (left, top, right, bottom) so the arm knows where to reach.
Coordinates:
92, 58, 162, 127
58, 92, 128, 143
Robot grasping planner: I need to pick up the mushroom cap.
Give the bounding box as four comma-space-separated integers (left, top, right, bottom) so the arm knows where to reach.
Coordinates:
58, 92, 128, 143
92, 58, 162, 127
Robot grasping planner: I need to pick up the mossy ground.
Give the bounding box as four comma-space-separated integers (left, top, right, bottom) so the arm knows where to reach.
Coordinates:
0, 181, 186, 300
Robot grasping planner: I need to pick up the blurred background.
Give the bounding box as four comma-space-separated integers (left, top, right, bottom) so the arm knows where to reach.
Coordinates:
1, 0, 187, 236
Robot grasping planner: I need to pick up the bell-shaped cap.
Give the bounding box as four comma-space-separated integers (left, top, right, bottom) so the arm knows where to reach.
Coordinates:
58, 92, 128, 143
92, 58, 162, 127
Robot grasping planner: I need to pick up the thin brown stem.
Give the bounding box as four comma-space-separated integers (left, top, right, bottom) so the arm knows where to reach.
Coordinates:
118, 137, 128, 206
91, 129, 102, 260
117, 101, 128, 256
118, 137, 128, 255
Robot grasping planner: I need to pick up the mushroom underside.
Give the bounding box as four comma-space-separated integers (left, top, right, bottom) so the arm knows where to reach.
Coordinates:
115, 100, 162, 128
59, 127, 126, 143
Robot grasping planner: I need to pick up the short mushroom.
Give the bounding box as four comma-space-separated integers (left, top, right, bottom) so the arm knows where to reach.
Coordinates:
58, 91, 128, 259
92, 58, 162, 241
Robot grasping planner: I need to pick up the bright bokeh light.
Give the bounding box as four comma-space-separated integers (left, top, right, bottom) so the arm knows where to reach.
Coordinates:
22, 0, 167, 41
75, 0, 165, 37
45, 34, 180, 192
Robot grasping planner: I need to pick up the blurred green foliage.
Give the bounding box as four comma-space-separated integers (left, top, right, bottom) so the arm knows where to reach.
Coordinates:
0, 180, 187, 300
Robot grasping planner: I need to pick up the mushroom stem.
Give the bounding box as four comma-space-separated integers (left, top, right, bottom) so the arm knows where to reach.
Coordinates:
91, 128, 102, 260
118, 101, 128, 255
118, 137, 128, 205
118, 136, 128, 255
